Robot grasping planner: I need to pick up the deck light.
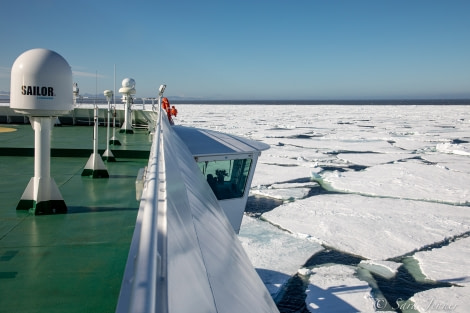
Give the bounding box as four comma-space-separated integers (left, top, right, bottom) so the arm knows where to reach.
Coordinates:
159, 84, 166, 96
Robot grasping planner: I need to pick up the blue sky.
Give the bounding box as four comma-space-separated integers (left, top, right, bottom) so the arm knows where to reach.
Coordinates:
1, 0, 469, 100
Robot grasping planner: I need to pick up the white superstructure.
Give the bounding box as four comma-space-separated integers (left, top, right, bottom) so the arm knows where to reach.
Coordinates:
116, 107, 278, 313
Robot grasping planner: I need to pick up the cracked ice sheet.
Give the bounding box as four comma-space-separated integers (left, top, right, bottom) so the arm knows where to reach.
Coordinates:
411, 286, 467, 313
251, 187, 311, 201
389, 136, 447, 152
264, 137, 399, 154
358, 260, 401, 279
263, 145, 327, 162
436, 142, 470, 156
238, 216, 323, 298
251, 162, 313, 187
413, 236, 470, 284
411, 237, 470, 313
421, 153, 470, 174
179, 104, 470, 309
337, 152, 417, 167
261, 194, 470, 260
305, 265, 377, 313
263, 127, 322, 139
321, 161, 470, 204
251, 181, 319, 200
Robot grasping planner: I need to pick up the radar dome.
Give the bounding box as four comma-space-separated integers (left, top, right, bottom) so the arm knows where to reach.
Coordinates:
104, 90, 113, 98
10, 48, 73, 116
119, 78, 136, 95
121, 78, 135, 89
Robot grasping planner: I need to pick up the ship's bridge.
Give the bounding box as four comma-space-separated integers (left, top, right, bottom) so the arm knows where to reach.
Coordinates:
172, 125, 269, 233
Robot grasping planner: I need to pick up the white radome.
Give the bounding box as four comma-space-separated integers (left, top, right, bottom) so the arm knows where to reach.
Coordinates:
121, 78, 135, 89
10, 48, 73, 116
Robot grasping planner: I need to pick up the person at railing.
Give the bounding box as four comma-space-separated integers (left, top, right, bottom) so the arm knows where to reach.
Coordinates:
162, 97, 175, 124
170, 105, 178, 117
162, 97, 170, 111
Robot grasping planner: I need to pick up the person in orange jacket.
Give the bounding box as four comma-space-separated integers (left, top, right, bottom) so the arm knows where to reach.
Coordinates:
162, 97, 170, 112
166, 107, 173, 124
170, 105, 178, 117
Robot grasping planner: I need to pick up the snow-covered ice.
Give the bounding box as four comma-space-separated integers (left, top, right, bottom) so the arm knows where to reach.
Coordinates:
262, 194, 470, 260
320, 161, 470, 204
238, 216, 322, 297
178, 104, 470, 312
305, 265, 376, 313
358, 260, 401, 279
411, 236, 470, 312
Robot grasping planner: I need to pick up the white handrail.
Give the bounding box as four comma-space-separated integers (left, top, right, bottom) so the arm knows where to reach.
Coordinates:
115, 104, 167, 313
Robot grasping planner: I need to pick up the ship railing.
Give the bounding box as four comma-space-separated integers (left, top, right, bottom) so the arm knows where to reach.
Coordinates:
115, 104, 167, 313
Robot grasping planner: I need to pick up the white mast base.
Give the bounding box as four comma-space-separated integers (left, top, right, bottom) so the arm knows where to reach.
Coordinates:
82, 153, 109, 178
16, 177, 67, 214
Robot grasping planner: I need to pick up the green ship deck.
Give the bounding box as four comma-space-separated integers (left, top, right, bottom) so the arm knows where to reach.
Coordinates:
0, 124, 151, 313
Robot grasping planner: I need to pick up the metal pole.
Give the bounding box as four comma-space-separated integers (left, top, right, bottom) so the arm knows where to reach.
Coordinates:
93, 104, 98, 163
106, 98, 111, 152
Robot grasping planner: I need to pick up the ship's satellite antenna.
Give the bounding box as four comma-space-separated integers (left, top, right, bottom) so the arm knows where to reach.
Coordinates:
118, 78, 136, 134
10, 48, 72, 214
102, 89, 116, 162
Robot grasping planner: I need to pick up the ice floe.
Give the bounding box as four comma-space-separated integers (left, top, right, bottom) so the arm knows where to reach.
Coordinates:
320, 161, 470, 204
261, 194, 470, 260
239, 216, 323, 298
305, 265, 375, 313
